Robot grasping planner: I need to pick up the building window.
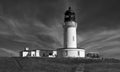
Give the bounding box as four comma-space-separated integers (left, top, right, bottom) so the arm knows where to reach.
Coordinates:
78, 51, 80, 56
43, 53, 45, 56
73, 36, 75, 41
27, 52, 31, 57
65, 51, 67, 56
33, 54, 35, 56
49, 53, 52, 55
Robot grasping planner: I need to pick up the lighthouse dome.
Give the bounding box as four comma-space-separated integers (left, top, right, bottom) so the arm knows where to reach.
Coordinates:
64, 7, 76, 22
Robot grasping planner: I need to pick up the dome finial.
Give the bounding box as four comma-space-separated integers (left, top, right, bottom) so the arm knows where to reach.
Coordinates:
68, 6, 71, 10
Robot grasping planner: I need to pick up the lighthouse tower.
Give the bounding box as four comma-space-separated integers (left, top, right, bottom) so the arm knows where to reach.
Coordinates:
57, 7, 85, 58
64, 7, 77, 48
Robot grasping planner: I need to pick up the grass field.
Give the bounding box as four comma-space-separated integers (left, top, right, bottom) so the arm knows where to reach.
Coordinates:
0, 57, 120, 72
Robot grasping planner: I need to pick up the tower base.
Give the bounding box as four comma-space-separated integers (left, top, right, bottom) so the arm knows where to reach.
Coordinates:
57, 48, 85, 58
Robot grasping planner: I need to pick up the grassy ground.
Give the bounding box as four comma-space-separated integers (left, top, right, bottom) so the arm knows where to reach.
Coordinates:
84, 63, 120, 72
0, 57, 120, 72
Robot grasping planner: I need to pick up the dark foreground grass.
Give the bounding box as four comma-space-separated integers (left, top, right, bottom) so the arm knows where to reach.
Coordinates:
0, 57, 120, 72
85, 63, 120, 72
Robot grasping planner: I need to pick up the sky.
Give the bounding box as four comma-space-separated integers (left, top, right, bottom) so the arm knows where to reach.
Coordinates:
0, 0, 120, 59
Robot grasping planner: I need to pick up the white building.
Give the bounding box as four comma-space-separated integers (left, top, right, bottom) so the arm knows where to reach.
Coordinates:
20, 47, 40, 57
57, 7, 85, 58
40, 50, 57, 57
20, 47, 57, 58
86, 52, 100, 58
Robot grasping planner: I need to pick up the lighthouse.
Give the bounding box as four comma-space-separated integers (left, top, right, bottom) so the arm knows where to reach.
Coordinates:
57, 7, 85, 58
64, 7, 77, 48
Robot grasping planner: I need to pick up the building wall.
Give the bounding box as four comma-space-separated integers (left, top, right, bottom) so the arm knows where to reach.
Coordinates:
40, 50, 57, 58
64, 21, 77, 48
20, 49, 57, 58
57, 48, 85, 58
36, 50, 40, 57
22, 51, 29, 57
86, 52, 100, 58
31, 51, 36, 57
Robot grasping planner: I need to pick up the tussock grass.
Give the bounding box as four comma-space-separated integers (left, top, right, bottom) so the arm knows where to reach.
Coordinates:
0, 57, 120, 72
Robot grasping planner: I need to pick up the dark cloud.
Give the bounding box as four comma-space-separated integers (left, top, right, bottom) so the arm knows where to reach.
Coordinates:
74, 0, 120, 31
0, 0, 65, 26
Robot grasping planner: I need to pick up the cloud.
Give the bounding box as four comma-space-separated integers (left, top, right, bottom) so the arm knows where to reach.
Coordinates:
0, 48, 19, 56
0, 16, 64, 50
77, 29, 120, 58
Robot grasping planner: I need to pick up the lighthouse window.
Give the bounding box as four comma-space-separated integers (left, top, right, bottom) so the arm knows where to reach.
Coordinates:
78, 51, 80, 56
73, 36, 74, 41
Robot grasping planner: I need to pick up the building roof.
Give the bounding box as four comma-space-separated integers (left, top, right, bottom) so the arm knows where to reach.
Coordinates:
20, 49, 56, 52
57, 48, 85, 50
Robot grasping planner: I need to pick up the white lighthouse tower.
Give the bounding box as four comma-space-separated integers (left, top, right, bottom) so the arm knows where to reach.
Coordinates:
57, 7, 85, 58
64, 7, 77, 48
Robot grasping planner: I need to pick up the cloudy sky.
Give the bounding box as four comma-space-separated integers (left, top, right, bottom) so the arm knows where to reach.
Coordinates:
0, 0, 120, 59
